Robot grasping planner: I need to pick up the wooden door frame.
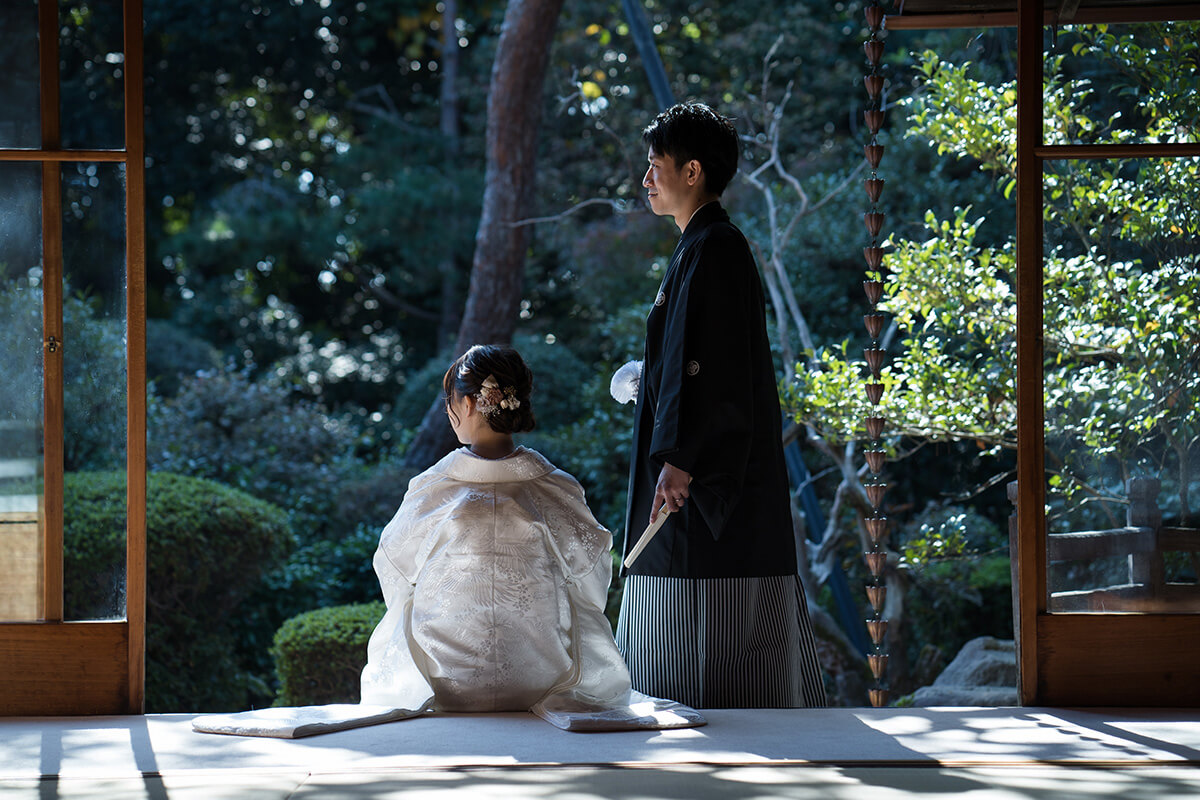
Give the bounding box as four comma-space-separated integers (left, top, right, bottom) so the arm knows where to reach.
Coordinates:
0, 0, 146, 716
890, 0, 1200, 705
1012, 0, 1200, 706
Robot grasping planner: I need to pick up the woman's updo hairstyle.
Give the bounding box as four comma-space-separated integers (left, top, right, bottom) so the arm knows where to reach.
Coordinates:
443, 344, 536, 435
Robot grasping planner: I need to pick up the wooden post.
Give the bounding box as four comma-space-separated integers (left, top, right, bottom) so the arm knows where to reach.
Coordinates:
39, 0, 65, 624
124, 0, 148, 714
1013, 0, 1046, 706
1127, 477, 1164, 596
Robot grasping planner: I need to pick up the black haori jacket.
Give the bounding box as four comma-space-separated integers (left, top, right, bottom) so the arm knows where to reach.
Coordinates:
622, 202, 797, 579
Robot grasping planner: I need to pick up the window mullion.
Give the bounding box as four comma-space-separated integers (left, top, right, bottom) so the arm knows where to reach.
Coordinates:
38, 0, 64, 623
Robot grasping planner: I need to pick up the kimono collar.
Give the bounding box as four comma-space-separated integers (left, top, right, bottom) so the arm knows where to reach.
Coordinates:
667, 201, 729, 271
433, 445, 557, 483
681, 201, 727, 239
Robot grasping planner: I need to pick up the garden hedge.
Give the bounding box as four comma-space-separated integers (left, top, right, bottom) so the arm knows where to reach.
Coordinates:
63, 470, 292, 711
271, 601, 385, 706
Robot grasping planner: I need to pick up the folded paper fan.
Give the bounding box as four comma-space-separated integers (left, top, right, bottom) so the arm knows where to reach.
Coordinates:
609, 360, 642, 404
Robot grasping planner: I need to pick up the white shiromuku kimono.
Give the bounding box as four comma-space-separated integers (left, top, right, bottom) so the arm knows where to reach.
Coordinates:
360, 446, 704, 732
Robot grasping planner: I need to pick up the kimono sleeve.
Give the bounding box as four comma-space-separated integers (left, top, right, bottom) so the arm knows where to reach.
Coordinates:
539, 470, 614, 613
374, 471, 451, 587
648, 227, 758, 537
360, 472, 446, 711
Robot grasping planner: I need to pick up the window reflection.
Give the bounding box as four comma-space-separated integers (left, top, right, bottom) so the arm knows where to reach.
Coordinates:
0, 1, 40, 149
0, 162, 45, 621
1044, 156, 1200, 614
61, 162, 128, 621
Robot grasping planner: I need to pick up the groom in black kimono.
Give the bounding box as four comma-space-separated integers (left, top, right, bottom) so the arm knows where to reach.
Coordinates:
616, 103, 826, 708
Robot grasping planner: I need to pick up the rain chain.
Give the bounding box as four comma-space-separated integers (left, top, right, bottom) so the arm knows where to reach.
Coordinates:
861, 0, 890, 709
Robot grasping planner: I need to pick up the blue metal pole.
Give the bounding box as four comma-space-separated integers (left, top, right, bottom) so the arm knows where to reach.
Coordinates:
786, 440, 871, 656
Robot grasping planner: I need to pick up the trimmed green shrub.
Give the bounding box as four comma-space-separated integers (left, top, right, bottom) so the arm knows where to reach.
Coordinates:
63, 470, 292, 711
271, 601, 385, 706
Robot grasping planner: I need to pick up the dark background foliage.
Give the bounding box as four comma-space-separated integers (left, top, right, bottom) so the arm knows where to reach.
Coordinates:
23, 1, 1194, 709
31, 1, 1020, 709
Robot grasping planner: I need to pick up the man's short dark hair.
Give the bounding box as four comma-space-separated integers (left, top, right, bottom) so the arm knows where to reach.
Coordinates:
642, 102, 739, 196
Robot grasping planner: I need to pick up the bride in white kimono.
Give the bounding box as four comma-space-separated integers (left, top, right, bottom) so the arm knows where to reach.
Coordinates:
360, 345, 704, 732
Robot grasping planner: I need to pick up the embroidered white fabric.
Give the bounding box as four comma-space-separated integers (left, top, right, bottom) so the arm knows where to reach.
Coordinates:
360, 447, 703, 731
192, 704, 423, 739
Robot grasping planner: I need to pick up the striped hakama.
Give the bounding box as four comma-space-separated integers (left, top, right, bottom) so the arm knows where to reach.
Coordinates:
615, 573, 827, 709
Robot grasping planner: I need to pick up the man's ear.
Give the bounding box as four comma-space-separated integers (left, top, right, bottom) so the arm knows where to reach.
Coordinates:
684, 158, 703, 187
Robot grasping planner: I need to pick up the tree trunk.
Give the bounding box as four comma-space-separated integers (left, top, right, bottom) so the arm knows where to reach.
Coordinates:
405, 0, 565, 469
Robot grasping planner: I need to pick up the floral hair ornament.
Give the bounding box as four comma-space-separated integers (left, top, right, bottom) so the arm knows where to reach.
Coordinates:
476, 375, 521, 416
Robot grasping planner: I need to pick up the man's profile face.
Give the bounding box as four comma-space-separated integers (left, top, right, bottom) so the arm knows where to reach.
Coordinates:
642, 147, 692, 221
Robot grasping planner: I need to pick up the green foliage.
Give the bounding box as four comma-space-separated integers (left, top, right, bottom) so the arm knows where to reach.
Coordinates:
63, 471, 292, 711
231, 458, 417, 693
148, 368, 361, 542
905, 553, 1014, 674
145, 318, 222, 397
42, 3, 1199, 703
62, 291, 128, 472
515, 334, 595, 430
787, 31, 1200, 531
271, 602, 385, 706
258, 523, 382, 614
1063, 23, 1200, 144
901, 512, 969, 568
898, 504, 1012, 678
391, 348, 456, 431
137, 0, 971, 402
899, 503, 1005, 569
58, 2, 125, 149
4, 278, 140, 476
329, 460, 418, 535
147, 368, 396, 700
142, 0, 500, 377
519, 213, 673, 376
0, 280, 128, 472
0, 278, 44, 450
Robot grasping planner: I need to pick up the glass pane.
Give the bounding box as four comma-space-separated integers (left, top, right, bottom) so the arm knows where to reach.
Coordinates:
0, 163, 45, 622
0, 1, 41, 148
62, 162, 127, 621
1047, 22, 1200, 146
1044, 156, 1200, 614
60, 0, 125, 150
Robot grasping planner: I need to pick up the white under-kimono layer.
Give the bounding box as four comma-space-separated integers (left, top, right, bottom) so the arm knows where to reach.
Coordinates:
360, 446, 704, 731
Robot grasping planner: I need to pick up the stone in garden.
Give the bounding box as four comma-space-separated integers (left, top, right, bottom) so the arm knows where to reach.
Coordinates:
910, 636, 1018, 707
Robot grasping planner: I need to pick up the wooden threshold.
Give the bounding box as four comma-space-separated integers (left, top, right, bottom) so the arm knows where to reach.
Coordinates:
1037, 613, 1200, 706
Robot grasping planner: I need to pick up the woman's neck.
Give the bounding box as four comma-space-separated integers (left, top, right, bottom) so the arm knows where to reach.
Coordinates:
468, 436, 516, 460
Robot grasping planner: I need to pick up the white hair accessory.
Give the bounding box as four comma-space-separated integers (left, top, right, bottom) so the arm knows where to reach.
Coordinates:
477, 375, 520, 416
610, 360, 642, 405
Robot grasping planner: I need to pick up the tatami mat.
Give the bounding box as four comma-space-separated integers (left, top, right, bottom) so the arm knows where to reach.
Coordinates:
1, 708, 1198, 799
